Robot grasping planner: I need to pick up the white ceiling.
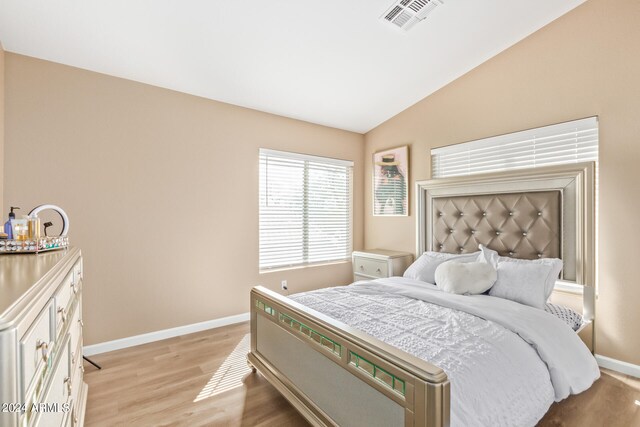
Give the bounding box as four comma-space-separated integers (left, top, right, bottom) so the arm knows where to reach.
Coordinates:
0, 0, 584, 133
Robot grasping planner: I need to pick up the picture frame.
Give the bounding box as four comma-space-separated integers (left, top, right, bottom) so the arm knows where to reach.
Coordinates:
373, 145, 409, 216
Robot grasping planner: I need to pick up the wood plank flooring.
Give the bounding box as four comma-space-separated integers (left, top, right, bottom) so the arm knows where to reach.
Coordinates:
84, 322, 640, 426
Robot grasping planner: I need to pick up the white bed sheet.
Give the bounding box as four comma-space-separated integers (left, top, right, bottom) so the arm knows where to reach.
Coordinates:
290, 277, 600, 427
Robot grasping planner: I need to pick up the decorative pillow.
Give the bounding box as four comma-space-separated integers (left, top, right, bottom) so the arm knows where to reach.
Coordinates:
478, 245, 563, 301
434, 261, 497, 295
489, 262, 552, 309
545, 303, 584, 331
403, 251, 480, 285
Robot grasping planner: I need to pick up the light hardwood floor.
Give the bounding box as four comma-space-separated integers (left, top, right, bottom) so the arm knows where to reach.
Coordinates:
84, 322, 640, 427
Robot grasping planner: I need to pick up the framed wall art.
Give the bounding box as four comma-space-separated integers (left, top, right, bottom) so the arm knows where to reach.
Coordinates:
373, 145, 409, 216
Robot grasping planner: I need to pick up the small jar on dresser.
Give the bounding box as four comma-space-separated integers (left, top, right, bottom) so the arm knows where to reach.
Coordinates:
0, 247, 87, 427
352, 249, 414, 282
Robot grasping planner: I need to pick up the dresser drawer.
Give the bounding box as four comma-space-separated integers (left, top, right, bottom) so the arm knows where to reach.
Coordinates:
69, 354, 84, 422
32, 334, 71, 427
353, 257, 388, 278
20, 300, 54, 399
73, 259, 83, 285
69, 365, 87, 427
54, 272, 77, 338
69, 305, 83, 368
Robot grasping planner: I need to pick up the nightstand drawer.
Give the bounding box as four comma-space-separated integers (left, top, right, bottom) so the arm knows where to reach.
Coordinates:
352, 249, 413, 282
353, 257, 388, 278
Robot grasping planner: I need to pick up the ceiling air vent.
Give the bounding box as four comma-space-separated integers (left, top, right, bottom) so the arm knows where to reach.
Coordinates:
381, 0, 444, 31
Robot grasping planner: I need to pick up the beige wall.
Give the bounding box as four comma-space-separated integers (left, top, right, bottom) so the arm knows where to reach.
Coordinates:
4, 53, 364, 345
364, 0, 640, 365
0, 43, 4, 213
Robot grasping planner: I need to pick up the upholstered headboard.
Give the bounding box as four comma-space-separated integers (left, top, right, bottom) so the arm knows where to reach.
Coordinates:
416, 163, 596, 329
432, 191, 561, 261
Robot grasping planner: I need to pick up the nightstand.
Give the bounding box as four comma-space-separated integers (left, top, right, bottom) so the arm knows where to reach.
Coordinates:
352, 249, 414, 281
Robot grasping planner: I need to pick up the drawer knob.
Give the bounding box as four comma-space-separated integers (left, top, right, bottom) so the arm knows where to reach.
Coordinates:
359, 265, 364, 270
71, 282, 78, 294
36, 340, 49, 362
80, 365, 85, 373
58, 306, 67, 323
79, 319, 84, 327
376, 268, 381, 273
64, 376, 72, 395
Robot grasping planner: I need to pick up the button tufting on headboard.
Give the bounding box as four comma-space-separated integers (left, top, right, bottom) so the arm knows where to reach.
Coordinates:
432, 191, 561, 260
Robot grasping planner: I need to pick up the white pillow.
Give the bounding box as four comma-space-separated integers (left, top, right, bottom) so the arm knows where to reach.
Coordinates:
403, 251, 480, 284
489, 262, 553, 308
478, 245, 563, 301
434, 261, 497, 295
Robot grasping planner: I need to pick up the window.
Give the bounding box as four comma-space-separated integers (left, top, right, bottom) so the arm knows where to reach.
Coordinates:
259, 149, 353, 270
430, 117, 598, 178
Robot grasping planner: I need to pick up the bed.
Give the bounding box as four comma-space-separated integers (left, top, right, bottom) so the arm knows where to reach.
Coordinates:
247, 162, 599, 427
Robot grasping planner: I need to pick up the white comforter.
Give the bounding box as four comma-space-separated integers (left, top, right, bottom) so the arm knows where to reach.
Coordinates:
289, 277, 600, 427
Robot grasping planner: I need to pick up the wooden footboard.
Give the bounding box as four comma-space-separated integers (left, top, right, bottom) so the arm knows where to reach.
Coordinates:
248, 286, 450, 427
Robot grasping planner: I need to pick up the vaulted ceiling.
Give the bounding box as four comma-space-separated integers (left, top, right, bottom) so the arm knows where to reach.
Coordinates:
0, 0, 585, 133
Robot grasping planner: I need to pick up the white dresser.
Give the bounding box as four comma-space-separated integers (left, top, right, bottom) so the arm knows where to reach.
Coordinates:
0, 247, 87, 427
352, 249, 414, 281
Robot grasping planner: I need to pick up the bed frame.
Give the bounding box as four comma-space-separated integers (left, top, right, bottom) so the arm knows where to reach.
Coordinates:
248, 162, 595, 427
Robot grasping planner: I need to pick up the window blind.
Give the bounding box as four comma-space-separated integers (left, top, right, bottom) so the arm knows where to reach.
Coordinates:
431, 117, 598, 178
259, 149, 353, 270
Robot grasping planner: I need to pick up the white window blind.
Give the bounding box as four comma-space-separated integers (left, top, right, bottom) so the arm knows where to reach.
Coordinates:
259, 149, 353, 270
431, 117, 598, 178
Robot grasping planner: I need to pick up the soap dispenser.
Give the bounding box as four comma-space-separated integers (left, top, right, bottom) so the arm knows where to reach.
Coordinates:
4, 207, 19, 239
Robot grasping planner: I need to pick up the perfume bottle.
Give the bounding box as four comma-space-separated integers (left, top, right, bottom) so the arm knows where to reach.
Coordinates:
13, 218, 29, 241
28, 215, 41, 239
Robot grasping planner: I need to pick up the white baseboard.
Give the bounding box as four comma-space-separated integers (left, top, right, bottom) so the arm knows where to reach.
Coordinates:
83, 312, 250, 356
596, 354, 640, 378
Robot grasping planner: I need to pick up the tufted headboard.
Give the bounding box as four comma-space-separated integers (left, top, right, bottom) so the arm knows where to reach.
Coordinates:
432, 191, 561, 261
416, 163, 596, 331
